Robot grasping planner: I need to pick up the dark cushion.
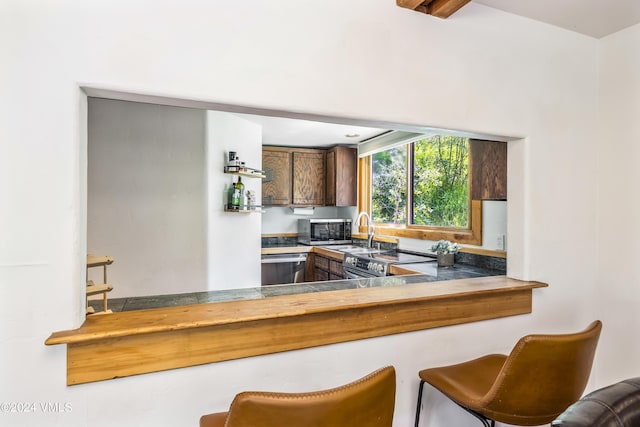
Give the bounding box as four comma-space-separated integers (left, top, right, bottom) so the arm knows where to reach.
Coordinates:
552, 378, 640, 427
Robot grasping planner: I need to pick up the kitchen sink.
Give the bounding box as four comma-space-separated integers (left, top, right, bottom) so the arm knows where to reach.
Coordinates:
320, 245, 386, 255
320, 244, 364, 251
346, 248, 387, 255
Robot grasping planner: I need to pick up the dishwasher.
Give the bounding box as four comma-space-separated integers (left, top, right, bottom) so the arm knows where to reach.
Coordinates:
261, 253, 307, 285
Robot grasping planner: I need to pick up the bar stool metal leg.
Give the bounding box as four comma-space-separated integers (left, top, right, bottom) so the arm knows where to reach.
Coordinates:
459, 406, 492, 427
415, 380, 425, 427
415, 378, 493, 427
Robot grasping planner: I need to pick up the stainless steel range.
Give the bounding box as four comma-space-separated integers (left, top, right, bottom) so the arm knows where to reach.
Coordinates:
343, 250, 436, 278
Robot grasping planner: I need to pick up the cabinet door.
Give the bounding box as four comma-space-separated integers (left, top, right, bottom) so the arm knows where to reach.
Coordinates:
470, 139, 507, 200
314, 254, 329, 271
329, 259, 344, 278
292, 151, 325, 206
262, 149, 292, 205
332, 146, 357, 206
313, 254, 330, 282
326, 150, 336, 206
315, 269, 329, 281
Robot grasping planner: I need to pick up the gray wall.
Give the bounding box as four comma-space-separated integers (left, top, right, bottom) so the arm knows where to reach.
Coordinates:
88, 98, 207, 297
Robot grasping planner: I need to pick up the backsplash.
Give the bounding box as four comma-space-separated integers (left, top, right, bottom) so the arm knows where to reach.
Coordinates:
363, 238, 506, 273
352, 237, 398, 252
261, 234, 506, 273
454, 251, 506, 272
261, 235, 299, 247
261, 206, 357, 234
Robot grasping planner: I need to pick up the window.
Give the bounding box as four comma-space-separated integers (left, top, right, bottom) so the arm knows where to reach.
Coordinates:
371, 146, 407, 224
359, 135, 482, 245
411, 136, 469, 228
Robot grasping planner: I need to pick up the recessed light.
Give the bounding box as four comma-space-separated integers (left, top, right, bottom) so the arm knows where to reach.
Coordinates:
345, 133, 360, 138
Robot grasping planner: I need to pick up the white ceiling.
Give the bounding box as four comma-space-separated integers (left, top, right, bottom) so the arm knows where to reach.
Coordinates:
238, 0, 640, 147
474, 0, 640, 39
235, 113, 388, 147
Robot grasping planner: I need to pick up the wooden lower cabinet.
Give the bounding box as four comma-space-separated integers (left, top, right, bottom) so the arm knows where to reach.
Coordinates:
315, 254, 329, 270
313, 254, 344, 281
314, 254, 330, 281
315, 269, 329, 281
329, 259, 344, 279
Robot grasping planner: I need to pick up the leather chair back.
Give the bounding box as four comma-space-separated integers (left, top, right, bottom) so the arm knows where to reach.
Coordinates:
481, 320, 602, 425
200, 366, 396, 427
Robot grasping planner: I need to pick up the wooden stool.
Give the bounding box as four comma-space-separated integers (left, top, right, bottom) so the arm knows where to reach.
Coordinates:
86, 255, 114, 315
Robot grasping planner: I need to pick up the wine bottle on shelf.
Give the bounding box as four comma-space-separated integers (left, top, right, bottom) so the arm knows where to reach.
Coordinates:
235, 177, 244, 209
232, 177, 243, 209
227, 180, 236, 209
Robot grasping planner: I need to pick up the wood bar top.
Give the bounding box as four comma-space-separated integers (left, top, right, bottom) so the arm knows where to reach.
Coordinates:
45, 275, 547, 384
46, 276, 545, 346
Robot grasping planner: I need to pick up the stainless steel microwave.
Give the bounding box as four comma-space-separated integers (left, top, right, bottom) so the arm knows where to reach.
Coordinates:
297, 218, 352, 245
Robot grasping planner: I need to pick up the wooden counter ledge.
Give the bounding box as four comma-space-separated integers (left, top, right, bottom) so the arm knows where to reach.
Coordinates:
46, 276, 546, 385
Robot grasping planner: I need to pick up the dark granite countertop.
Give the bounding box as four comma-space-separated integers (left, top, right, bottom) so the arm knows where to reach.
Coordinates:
261, 242, 309, 249
395, 262, 503, 281
93, 264, 504, 312
92, 243, 504, 313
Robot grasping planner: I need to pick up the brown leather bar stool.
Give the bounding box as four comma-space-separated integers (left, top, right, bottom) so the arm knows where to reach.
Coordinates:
415, 320, 602, 427
200, 366, 396, 427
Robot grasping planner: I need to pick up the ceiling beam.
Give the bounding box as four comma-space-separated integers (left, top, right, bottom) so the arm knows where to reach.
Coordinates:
396, 0, 470, 19
429, 0, 471, 18
396, 0, 432, 10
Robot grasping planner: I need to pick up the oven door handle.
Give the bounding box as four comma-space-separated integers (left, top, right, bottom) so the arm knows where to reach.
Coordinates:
343, 268, 377, 279
344, 270, 360, 280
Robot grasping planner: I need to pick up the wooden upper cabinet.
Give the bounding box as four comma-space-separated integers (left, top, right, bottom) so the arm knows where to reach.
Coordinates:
262, 145, 354, 207
470, 139, 507, 200
292, 150, 325, 206
262, 148, 292, 205
326, 146, 357, 206
326, 150, 336, 205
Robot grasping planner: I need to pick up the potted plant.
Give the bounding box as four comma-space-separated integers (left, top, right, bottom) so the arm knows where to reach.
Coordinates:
431, 240, 459, 267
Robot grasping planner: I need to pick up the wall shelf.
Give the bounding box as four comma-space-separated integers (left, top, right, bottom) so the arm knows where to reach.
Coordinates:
224, 163, 263, 212
224, 166, 265, 179
224, 205, 264, 213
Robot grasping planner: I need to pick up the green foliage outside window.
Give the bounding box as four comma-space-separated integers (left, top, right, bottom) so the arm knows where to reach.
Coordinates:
371, 135, 469, 228
372, 147, 407, 224
413, 136, 469, 227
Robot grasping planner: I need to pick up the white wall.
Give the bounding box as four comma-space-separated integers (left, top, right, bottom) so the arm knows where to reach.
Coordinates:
1, 1, 631, 426
482, 201, 508, 250
595, 23, 640, 385
399, 200, 507, 252
87, 98, 207, 297
206, 111, 262, 289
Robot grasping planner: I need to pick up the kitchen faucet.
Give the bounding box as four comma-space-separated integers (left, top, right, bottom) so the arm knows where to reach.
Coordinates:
356, 211, 375, 248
